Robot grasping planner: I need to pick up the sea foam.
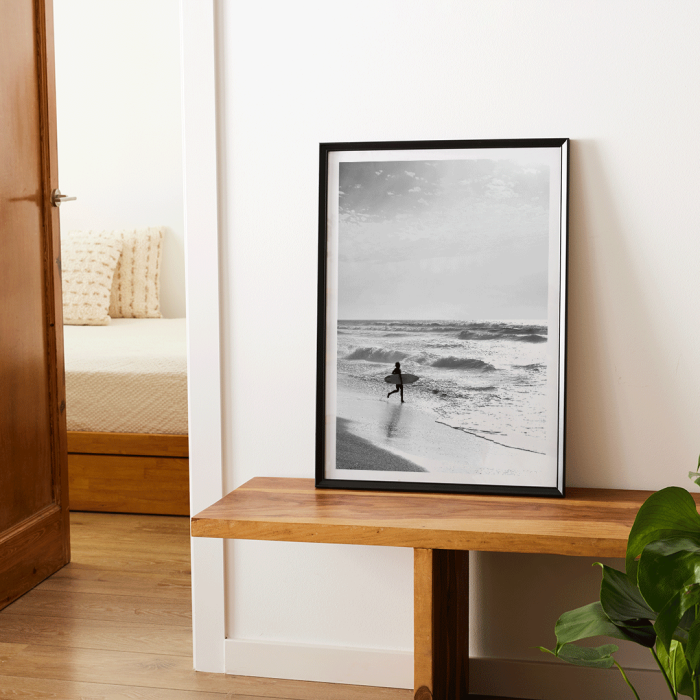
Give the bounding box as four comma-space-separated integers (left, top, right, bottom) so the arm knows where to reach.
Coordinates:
345, 347, 408, 363
336, 319, 550, 450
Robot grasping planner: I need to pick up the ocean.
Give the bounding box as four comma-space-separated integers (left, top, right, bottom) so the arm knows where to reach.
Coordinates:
336, 320, 550, 456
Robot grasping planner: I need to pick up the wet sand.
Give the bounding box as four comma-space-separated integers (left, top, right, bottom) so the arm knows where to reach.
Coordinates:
335, 418, 426, 472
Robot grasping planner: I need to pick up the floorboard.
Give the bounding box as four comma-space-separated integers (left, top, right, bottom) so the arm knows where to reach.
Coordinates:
0, 512, 410, 700
3, 588, 192, 625
0, 675, 260, 699
40, 566, 191, 600
0, 613, 193, 656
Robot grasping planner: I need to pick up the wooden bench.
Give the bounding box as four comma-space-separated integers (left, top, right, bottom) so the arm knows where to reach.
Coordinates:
191, 477, 657, 700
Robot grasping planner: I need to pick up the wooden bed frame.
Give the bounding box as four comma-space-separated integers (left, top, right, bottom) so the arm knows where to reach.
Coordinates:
67, 431, 189, 516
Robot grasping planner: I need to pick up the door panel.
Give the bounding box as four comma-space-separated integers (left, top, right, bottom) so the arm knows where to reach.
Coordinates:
0, 0, 70, 610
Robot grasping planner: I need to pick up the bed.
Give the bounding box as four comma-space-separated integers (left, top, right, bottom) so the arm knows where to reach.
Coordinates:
64, 318, 189, 515
61, 229, 189, 516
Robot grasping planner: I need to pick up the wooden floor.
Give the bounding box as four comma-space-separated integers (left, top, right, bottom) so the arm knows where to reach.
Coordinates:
0, 513, 515, 699
0, 512, 411, 699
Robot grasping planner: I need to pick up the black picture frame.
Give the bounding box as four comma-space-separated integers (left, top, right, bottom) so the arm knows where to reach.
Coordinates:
316, 139, 569, 497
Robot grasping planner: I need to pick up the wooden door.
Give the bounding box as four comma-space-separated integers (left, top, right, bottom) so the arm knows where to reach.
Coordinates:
0, 0, 70, 610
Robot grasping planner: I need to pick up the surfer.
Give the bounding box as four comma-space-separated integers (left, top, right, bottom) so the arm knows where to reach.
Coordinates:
387, 361, 405, 403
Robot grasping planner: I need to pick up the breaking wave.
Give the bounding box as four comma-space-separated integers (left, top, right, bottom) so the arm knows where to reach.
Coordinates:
345, 347, 409, 363
518, 334, 547, 343
458, 327, 547, 343
431, 357, 496, 371
337, 319, 549, 447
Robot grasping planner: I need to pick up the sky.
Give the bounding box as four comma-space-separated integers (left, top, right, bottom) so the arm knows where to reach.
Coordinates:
336, 156, 552, 321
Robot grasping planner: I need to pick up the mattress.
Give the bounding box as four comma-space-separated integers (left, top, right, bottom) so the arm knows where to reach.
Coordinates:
63, 318, 188, 435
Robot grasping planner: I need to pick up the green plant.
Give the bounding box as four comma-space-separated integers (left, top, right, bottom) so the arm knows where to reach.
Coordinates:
540, 466, 700, 699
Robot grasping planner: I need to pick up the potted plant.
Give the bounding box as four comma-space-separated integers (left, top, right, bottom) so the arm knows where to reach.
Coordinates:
540, 466, 700, 699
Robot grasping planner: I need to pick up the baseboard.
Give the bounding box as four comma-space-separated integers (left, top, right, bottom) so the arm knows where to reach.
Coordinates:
469, 658, 667, 700
225, 641, 670, 698
224, 638, 413, 688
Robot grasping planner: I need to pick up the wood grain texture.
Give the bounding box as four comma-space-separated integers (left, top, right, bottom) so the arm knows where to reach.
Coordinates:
0, 0, 53, 533
68, 453, 189, 515
432, 550, 469, 699
67, 431, 189, 457
0, 506, 67, 611
0, 613, 193, 656
0, 0, 70, 610
222, 676, 410, 700
62, 551, 190, 576
0, 677, 267, 700
41, 564, 191, 599
414, 550, 470, 700
4, 588, 191, 626
0, 642, 28, 662
191, 477, 669, 557
40, 0, 71, 575
0, 644, 410, 696
71, 510, 190, 536
414, 549, 434, 696
0, 511, 411, 700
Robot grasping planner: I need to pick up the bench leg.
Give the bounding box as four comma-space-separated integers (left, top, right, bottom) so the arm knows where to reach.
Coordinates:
414, 548, 470, 700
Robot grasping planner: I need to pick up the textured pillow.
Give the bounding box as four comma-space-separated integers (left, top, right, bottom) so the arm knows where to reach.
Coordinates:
61, 233, 123, 326
73, 227, 164, 318
108, 227, 163, 318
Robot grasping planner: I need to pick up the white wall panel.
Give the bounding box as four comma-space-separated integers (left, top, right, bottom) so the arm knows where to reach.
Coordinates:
54, 0, 186, 318
213, 0, 700, 693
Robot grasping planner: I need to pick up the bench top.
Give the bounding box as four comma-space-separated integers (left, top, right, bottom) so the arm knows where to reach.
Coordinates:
189, 477, 688, 558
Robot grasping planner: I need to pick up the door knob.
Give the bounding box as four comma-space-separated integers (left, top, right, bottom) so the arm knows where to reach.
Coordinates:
51, 189, 77, 207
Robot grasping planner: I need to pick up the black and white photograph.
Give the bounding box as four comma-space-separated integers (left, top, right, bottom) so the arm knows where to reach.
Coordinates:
316, 139, 569, 496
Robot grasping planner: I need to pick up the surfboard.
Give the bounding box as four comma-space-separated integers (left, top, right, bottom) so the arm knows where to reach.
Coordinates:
384, 373, 419, 385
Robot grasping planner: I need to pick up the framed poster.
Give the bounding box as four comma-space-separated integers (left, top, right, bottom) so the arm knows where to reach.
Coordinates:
316, 139, 569, 497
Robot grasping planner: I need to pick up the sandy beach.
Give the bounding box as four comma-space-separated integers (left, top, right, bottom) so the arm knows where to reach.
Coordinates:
334, 373, 553, 487
336, 418, 426, 472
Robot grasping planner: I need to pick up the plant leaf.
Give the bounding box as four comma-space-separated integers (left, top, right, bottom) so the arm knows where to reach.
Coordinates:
598, 563, 655, 621
685, 617, 700, 672
656, 637, 694, 698
638, 537, 700, 612
654, 588, 699, 650
596, 563, 656, 647
689, 471, 700, 488
554, 601, 644, 651
626, 487, 700, 582
540, 643, 618, 669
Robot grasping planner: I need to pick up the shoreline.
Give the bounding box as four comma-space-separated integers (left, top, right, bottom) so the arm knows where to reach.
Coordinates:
434, 420, 545, 456
334, 372, 552, 485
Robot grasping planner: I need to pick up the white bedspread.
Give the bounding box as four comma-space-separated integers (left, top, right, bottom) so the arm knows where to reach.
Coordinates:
64, 318, 188, 435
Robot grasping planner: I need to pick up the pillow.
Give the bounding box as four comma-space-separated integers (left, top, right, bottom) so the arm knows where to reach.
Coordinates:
72, 227, 164, 318
108, 227, 163, 318
61, 233, 123, 326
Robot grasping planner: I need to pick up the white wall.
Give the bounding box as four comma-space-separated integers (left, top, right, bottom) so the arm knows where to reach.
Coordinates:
217, 0, 700, 695
54, 0, 186, 318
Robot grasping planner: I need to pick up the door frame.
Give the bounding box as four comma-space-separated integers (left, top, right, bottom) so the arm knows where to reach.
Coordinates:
180, 0, 226, 672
